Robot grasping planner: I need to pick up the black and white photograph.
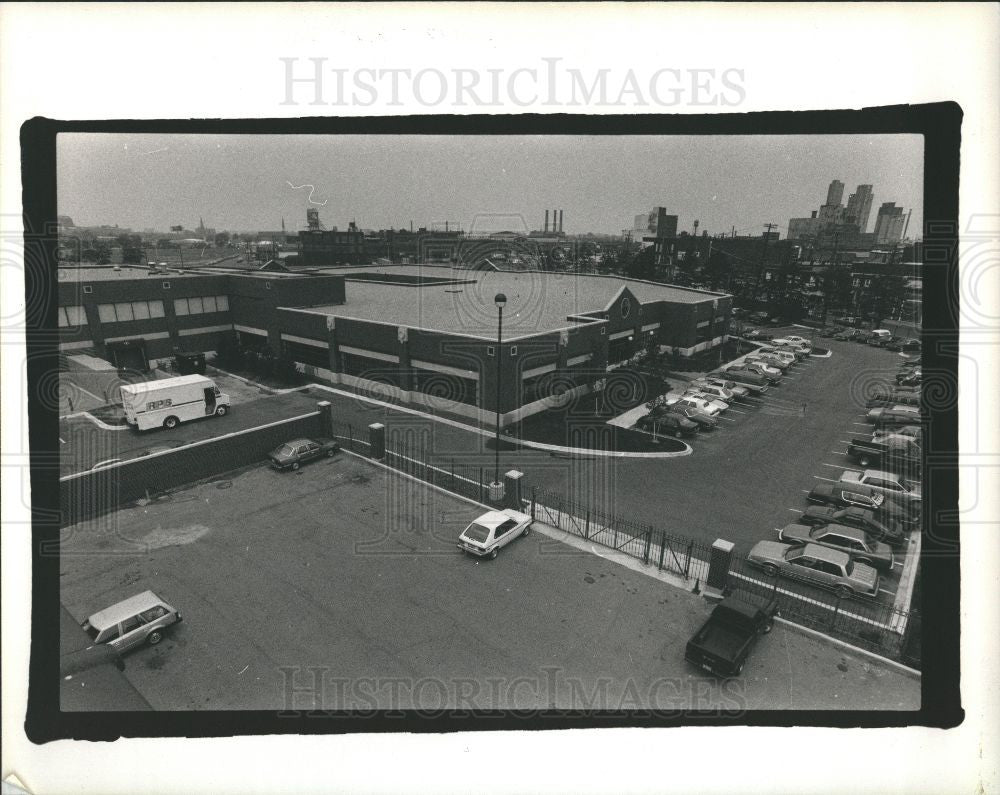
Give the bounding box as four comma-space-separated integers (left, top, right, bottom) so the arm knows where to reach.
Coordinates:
47, 130, 934, 716
2, 4, 997, 795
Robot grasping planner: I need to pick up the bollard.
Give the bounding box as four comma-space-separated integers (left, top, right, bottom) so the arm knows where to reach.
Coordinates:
317, 401, 333, 437
703, 539, 734, 600
368, 423, 385, 460
504, 470, 523, 508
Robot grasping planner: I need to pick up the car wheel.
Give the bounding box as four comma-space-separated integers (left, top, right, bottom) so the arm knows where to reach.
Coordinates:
327, 448, 336, 457
163, 416, 179, 429
147, 630, 163, 646
291, 462, 300, 471
762, 563, 778, 577
734, 661, 745, 676
674, 430, 682, 438
859, 454, 871, 467
523, 523, 531, 537
762, 618, 774, 634
837, 585, 855, 599
215, 405, 228, 416
490, 548, 499, 560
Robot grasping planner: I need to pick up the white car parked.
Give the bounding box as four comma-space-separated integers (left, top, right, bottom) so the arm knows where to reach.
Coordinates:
745, 351, 791, 370
457, 509, 533, 560
667, 394, 724, 416
772, 338, 812, 355
742, 359, 783, 379
683, 389, 731, 414
755, 346, 797, 365
688, 381, 735, 402
782, 334, 813, 347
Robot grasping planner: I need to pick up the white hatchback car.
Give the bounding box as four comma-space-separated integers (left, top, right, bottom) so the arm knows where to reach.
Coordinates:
457, 509, 533, 560
688, 381, 735, 402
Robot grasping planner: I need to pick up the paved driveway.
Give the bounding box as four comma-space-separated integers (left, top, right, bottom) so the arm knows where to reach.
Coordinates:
59, 454, 918, 711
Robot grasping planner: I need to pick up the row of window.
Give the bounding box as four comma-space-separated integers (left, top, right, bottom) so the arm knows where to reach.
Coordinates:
174, 295, 230, 316
97, 300, 166, 324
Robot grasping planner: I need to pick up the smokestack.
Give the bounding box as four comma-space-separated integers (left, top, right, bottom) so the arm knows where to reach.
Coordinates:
559, 209, 564, 233
544, 210, 549, 233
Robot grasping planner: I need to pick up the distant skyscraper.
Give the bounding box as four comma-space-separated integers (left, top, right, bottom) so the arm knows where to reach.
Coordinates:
845, 184, 874, 233
826, 180, 845, 207
873, 202, 906, 244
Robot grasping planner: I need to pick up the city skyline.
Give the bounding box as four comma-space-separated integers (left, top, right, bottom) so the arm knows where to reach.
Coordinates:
58, 133, 924, 238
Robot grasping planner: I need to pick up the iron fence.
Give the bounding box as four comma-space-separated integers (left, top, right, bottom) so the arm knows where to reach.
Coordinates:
528, 487, 713, 584
329, 421, 369, 455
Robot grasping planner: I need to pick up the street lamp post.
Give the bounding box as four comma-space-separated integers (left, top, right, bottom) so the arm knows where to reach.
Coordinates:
490, 293, 507, 500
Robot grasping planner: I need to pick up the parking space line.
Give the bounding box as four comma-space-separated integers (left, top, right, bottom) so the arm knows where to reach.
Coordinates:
830, 450, 848, 455
819, 463, 845, 469
59, 437, 66, 444
879, 588, 897, 597
726, 408, 749, 414
851, 422, 871, 427
716, 416, 738, 423
787, 507, 803, 513
813, 475, 838, 482
801, 489, 812, 494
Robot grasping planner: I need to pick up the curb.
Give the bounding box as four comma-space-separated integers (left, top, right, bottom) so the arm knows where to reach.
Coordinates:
61, 411, 130, 431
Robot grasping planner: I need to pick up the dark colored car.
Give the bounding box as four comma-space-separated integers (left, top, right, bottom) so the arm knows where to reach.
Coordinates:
895, 371, 922, 387
807, 482, 886, 512
684, 596, 778, 677
799, 505, 907, 547
748, 311, 769, 324
818, 326, 840, 338
847, 437, 922, 475
744, 328, 772, 341
869, 405, 922, 428
635, 412, 699, 438
901, 339, 921, 352
269, 437, 341, 471
833, 328, 858, 341
864, 390, 921, 409
669, 404, 719, 431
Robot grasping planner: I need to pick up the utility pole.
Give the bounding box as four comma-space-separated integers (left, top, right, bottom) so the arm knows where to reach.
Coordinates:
752, 223, 777, 302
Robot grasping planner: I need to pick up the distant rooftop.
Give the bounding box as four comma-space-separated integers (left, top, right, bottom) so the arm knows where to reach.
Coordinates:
301, 264, 727, 339
57, 266, 206, 282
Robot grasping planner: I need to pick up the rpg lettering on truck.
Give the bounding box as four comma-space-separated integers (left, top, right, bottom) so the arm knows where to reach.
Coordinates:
146, 398, 173, 411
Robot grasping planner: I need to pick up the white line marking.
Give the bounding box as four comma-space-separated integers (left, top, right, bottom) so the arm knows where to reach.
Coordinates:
819, 462, 845, 469
830, 450, 848, 456
851, 422, 871, 427
879, 588, 897, 597
787, 508, 803, 513
813, 475, 838, 482
59, 437, 66, 444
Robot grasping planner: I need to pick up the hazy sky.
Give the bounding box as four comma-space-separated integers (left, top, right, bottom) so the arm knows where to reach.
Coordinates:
57, 133, 923, 237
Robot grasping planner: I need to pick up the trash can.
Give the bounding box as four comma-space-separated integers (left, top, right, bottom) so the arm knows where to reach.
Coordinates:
174, 351, 206, 375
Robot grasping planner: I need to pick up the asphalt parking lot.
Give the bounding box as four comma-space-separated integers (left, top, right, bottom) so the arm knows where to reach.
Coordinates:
59, 452, 918, 711
58, 328, 920, 613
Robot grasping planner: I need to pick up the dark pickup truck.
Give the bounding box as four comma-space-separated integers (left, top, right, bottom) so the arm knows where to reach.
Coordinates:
684, 596, 778, 677
847, 437, 921, 474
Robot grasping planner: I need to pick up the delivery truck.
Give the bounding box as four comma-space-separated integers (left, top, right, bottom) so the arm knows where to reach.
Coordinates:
120, 374, 230, 431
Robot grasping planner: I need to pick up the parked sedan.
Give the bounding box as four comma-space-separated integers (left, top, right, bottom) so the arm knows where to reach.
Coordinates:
807, 482, 886, 512
688, 381, 736, 402
799, 505, 907, 547
868, 405, 922, 428
901, 338, 921, 352
874, 424, 922, 444
771, 337, 812, 355
635, 412, 699, 438
840, 469, 922, 508
744, 328, 772, 341
778, 523, 894, 572
669, 404, 718, 431
457, 509, 532, 560
742, 360, 782, 382
269, 437, 341, 471
746, 541, 880, 600
666, 394, 724, 416
699, 377, 750, 399
745, 351, 791, 370
833, 328, 858, 341
679, 390, 730, 414
781, 334, 813, 347
895, 370, 922, 387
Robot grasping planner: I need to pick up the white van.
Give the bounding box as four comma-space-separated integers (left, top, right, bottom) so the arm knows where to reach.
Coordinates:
120, 374, 230, 431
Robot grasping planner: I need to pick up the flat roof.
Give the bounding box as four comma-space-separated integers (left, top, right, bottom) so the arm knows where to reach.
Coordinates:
303, 265, 728, 339
58, 266, 208, 282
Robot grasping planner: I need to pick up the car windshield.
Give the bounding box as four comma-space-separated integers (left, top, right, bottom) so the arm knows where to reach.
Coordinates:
275, 444, 295, 457
84, 624, 100, 641
462, 523, 491, 543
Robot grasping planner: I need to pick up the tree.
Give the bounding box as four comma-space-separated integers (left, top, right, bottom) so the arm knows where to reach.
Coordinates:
214, 231, 231, 248
623, 246, 658, 282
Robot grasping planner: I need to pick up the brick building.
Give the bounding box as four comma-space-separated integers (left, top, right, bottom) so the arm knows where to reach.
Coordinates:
58, 263, 731, 426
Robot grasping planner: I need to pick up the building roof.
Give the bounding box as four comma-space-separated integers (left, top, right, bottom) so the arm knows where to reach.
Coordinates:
57, 266, 208, 282
302, 264, 727, 339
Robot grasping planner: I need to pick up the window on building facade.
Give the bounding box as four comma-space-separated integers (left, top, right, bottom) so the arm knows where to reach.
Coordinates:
282, 340, 328, 369
58, 305, 87, 327
96, 300, 166, 323
173, 295, 229, 316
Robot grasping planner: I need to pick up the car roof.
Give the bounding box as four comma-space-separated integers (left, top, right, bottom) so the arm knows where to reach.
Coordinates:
87, 590, 167, 631
814, 523, 868, 541
472, 511, 510, 530
285, 438, 315, 446
801, 543, 850, 564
